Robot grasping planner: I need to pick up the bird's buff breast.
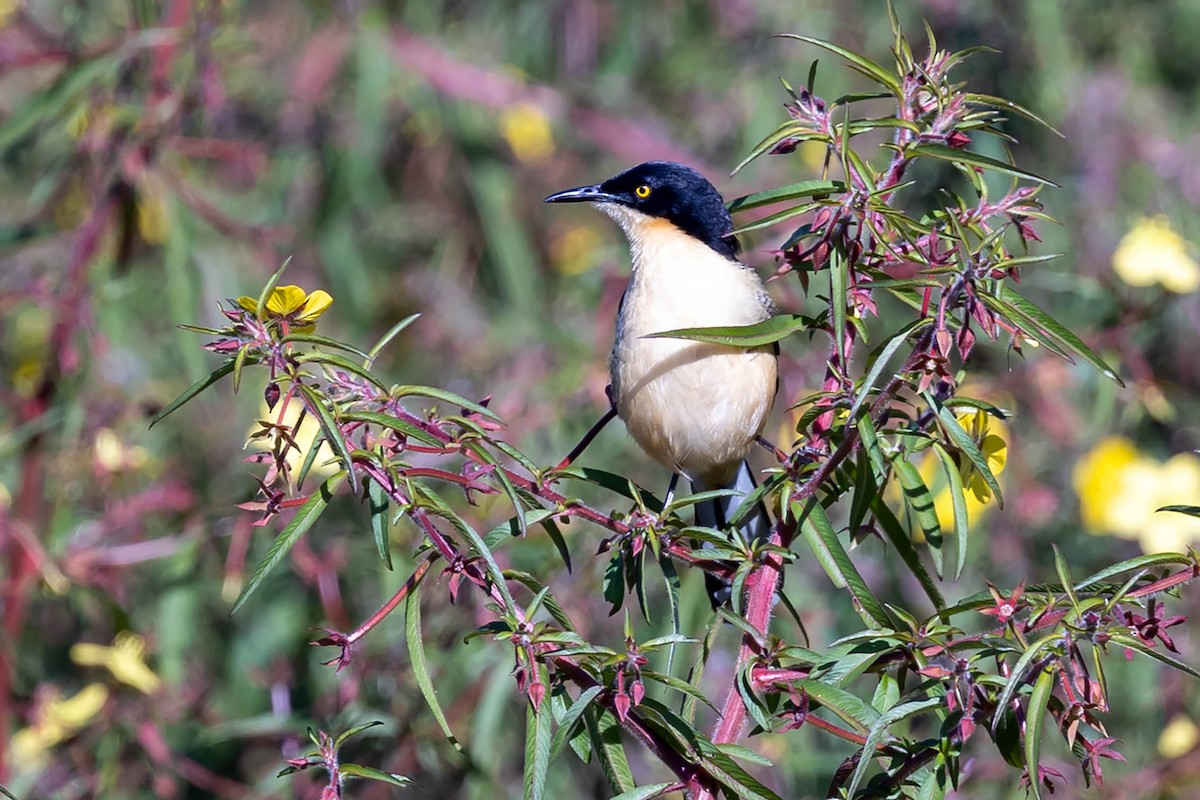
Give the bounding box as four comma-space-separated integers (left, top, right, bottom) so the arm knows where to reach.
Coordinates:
608, 218, 777, 485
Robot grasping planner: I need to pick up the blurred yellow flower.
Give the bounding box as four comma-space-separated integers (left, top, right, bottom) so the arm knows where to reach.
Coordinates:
136, 176, 171, 244
93, 428, 150, 475
1112, 215, 1200, 294
551, 225, 604, 275
1159, 714, 1199, 759
247, 397, 339, 481
500, 104, 554, 163
237, 285, 333, 329
0, 1, 20, 29
1073, 436, 1200, 552
71, 632, 162, 695
10, 683, 109, 766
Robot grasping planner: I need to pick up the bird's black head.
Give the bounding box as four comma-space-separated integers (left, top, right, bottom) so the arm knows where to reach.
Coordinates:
545, 161, 739, 258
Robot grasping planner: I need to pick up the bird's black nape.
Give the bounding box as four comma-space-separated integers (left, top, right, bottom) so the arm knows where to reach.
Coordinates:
546, 161, 740, 259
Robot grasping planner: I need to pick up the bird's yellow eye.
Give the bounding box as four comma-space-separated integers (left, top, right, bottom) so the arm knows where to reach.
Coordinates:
634, 184, 652, 199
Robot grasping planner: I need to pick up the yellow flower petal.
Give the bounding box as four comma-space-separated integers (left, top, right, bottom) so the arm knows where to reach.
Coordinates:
1073, 436, 1140, 533
295, 289, 333, 324
265, 285, 308, 316
70, 633, 162, 695
500, 104, 554, 164
1159, 714, 1199, 759
236, 295, 259, 313
1112, 215, 1200, 293
46, 684, 110, 729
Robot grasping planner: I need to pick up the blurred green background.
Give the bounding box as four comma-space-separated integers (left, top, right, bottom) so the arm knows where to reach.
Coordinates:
1, 0, 1199, 797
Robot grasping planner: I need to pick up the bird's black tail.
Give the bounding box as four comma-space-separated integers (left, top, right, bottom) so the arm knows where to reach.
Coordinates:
693, 459, 772, 608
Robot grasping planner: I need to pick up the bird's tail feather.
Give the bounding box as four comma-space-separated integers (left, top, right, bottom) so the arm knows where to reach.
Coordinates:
693, 459, 772, 608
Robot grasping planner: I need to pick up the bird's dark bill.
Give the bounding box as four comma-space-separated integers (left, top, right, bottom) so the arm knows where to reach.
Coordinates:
544, 184, 621, 204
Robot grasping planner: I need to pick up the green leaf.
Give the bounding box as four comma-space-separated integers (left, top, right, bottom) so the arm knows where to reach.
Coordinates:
1052, 545, 1081, 617
406, 579, 465, 751
549, 686, 603, 763
697, 740, 784, 800
392, 384, 501, 420
964, 92, 1065, 138
231, 471, 347, 614
847, 697, 943, 798
871, 497, 945, 611
368, 479, 392, 570
795, 498, 891, 629
831, 249, 847, 377
730, 199, 823, 235
643, 314, 808, 347
931, 443, 970, 582
149, 359, 236, 428
994, 285, 1123, 384
1109, 633, 1200, 680
1159, 505, 1200, 518
1075, 553, 1193, 590
365, 313, 421, 366
777, 34, 902, 95
337, 763, 413, 787
907, 143, 1059, 187
991, 634, 1060, 730
523, 688, 553, 800
1024, 668, 1055, 800
296, 351, 388, 390
727, 180, 844, 212
341, 411, 444, 448
334, 720, 385, 749
586, 708, 636, 794
794, 679, 880, 733
893, 456, 945, 578
609, 784, 677, 800
927, 393, 1003, 507
848, 318, 932, 422
280, 331, 371, 360
297, 383, 357, 491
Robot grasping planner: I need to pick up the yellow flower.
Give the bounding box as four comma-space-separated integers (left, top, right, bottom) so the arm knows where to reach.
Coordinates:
71, 632, 162, 695
237, 285, 333, 329
1112, 215, 1200, 294
1159, 714, 1199, 759
0, 0, 20, 29
247, 397, 338, 482
500, 103, 554, 163
550, 225, 604, 275
93, 428, 150, 475
136, 176, 171, 244
10, 683, 109, 766
1073, 436, 1200, 552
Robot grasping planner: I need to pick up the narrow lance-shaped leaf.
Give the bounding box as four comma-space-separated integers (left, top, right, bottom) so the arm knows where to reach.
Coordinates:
150, 359, 236, 428
932, 443, 970, 582
907, 143, 1059, 187
847, 697, 944, 797
406, 579, 465, 751
523, 678, 553, 800
644, 314, 809, 347
727, 180, 844, 212
1024, 668, 1055, 800
776, 34, 902, 95
794, 497, 891, 629
927, 393, 1003, 507
231, 471, 347, 614
892, 455, 945, 578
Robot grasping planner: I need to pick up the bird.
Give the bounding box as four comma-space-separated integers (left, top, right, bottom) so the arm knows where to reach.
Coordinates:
545, 161, 778, 605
